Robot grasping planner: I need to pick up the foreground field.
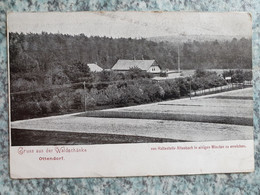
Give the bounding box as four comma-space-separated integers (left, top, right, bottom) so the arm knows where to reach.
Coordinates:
11, 87, 253, 145
102, 87, 253, 118
11, 129, 183, 146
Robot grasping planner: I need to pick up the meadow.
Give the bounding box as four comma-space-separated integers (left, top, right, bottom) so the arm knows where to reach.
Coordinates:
11, 88, 253, 145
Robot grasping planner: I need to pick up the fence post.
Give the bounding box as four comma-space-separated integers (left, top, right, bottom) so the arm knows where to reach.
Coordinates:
83, 81, 86, 112
189, 75, 192, 100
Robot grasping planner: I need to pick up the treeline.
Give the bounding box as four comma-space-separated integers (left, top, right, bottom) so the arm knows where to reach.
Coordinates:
10, 63, 153, 93
9, 32, 251, 75
181, 38, 251, 69
222, 69, 252, 83
11, 69, 230, 121
9, 32, 179, 74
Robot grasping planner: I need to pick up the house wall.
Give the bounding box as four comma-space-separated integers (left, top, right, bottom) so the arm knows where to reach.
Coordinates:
147, 66, 161, 73
90, 68, 103, 72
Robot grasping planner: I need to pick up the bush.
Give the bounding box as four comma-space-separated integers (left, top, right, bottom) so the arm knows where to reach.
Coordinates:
223, 69, 252, 83
39, 101, 51, 114
160, 72, 167, 77
71, 91, 82, 110
11, 97, 49, 120
29, 102, 42, 115
176, 78, 189, 96
85, 95, 96, 108
125, 67, 153, 80
192, 70, 226, 90
88, 88, 109, 106
194, 69, 207, 78
158, 82, 171, 99
11, 78, 39, 92
12, 103, 30, 120
57, 90, 75, 111
244, 71, 252, 81
166, 80, 181, 98
126, 84, 145, 103
105, 84, 123, 105
142, 83, 164, 102
50, 98, 61, 112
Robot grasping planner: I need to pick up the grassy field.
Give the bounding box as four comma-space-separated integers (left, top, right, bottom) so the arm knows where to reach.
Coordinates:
100, 88, 253, 119
79, 111, 252, 126
11, 116, 253, 145
11, 129, 183, 146
11, 87, 253, 145
78, 88, 253, 126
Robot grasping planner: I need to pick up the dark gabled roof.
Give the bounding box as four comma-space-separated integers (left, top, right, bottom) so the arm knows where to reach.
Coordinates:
112, 60, 158, 71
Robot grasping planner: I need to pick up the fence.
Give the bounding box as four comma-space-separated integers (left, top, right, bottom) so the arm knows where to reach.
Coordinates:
191, 83, 249, 97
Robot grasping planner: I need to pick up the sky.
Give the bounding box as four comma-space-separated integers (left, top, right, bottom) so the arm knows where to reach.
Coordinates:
7, 12, 252, 38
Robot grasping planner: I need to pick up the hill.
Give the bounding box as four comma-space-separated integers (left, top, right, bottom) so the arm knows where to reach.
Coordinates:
147, 34, 248, 44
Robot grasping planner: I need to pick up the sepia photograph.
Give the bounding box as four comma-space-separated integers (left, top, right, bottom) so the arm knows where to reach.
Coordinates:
8, 12, 253, 146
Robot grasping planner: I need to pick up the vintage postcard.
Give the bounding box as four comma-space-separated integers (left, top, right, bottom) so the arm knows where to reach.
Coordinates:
8, 12, 254, 179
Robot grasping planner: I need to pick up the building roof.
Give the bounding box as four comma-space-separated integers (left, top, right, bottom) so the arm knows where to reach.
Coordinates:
87, 63, 103, 72
112, 60, 158, 71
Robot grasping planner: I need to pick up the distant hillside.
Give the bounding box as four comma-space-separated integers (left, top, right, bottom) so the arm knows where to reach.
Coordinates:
147, 34, 249, 44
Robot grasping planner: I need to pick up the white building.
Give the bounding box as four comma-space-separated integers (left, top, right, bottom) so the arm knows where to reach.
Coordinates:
111, 60, 161, 74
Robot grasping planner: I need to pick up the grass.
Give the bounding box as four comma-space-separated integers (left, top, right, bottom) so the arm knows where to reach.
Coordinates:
209, 96, 252, 100
11, 129, 185, 146
77, 111, 253, 126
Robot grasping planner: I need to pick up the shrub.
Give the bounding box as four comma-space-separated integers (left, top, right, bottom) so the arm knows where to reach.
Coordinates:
165, 80, 180, 98
143, 83, 164, 101
39, 101, 51, 114
223, 69, 251, 83
231, 70, 244, 83
85, 95, 97, 108
125, 67, 152, 80
158, 82, 171, 99
11, 78, 39, 92
57, 90, 75, 111
71, 91, 82, 110
26, 101, 42, 116
95, 90, 109, 106
194, 69, 207, 78
244, 71, 252, 81
50, 98, 61, 112
129, 84, 145, 103
176, 78, 189, 96
192, 70, 227, 90
97, 70, 112, 82
105, 84, 123, 105
12, 103, 30, 120
160, 72, 167, 77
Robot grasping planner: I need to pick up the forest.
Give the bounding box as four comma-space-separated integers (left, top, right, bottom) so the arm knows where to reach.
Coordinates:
9, 32, 251, 73
9, 32, 252, 120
